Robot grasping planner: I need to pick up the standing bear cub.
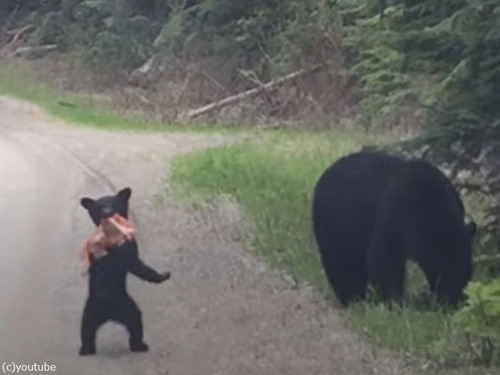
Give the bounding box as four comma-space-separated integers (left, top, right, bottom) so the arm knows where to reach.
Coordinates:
312, 150, 477, 307
78, 187, 170, 356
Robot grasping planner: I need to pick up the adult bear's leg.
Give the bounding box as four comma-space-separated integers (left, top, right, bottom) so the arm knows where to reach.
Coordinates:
417, 250, 456, 304
79, 297, 107, 356
319, 238, 368, 306
367, 189, 409, 304
115, 295, 149, 352
313, 206, 369, 306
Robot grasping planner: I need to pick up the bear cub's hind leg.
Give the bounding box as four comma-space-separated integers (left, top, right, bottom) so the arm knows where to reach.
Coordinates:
113, 296, 149, 353
79, 298, 107, 356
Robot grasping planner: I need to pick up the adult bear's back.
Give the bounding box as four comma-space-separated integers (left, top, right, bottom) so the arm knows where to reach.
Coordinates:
312, 150, 465, 240
312, 151, 410, 246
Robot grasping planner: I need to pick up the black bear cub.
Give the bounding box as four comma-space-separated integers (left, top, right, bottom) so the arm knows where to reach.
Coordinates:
312, 150, 477, 307
78, 187, 170, 356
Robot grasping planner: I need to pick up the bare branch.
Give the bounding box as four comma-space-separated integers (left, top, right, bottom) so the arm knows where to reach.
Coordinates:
177, 64, 325, 121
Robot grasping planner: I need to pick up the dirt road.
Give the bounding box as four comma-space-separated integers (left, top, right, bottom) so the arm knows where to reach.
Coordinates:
0, 96, 418, 375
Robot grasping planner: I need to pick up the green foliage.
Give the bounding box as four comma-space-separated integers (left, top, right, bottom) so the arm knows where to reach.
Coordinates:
338, 0, 500, 162
404, 0, 500, 240
7, 0, 166, 69
154, 4, 186, 53
0, 0, 375, 84
339, 1, 500, 267
453, 280, 500, 366
340, 3, 417, 127
153, 0, 342, 79
272, 0, 342, 73
154, 1, 281, 79
78, 14, 157, 68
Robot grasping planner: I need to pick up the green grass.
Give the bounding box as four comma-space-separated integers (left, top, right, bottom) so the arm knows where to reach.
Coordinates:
348, 301, 467, 364
0, 63, 146, 130
170, 131, 388, 290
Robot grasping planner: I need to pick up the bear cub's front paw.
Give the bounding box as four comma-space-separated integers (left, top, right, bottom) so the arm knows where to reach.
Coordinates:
159, 271, 171, 282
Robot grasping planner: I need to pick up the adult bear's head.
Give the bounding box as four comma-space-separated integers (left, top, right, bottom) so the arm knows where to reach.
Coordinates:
80, 187, 132, 226
435, 218, 477, 306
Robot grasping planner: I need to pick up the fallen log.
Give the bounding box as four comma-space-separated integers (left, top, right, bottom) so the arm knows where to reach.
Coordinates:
13, 44, 57, 59
177, 64, 324, 121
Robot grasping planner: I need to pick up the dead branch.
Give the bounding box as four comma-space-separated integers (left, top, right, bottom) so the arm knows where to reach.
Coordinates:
13, 44, 57, 58
256, 42, 274, 66
238, 69, 275, 104
1, 5, 20, 33
123, 88, 151, 106
173, 72, 193, 104
238, 69, 265, 88
1, 25, 33, 51
177, 57, 230, 95
306, 93, 323, 113
177, 64, 324, 121
6, 24, 34, 44
0, 24, 34, 58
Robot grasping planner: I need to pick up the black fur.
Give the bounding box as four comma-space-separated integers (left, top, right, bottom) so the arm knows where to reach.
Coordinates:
78, 187, 170, 356
312, 151, 476, 307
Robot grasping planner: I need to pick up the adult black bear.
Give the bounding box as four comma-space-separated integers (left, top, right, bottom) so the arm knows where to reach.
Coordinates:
78, 187, 170, 356
311, 150, 477, 307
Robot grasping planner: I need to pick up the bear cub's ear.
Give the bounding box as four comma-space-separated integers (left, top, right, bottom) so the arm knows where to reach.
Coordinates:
116, 187, 132, 203
80, 197, 95, 210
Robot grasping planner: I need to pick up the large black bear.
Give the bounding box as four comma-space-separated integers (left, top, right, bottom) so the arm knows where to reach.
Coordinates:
78, 187, 170, 356
311, 150, 477, 307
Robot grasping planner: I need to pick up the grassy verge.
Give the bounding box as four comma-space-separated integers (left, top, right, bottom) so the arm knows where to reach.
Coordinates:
0, 62, 149, 130
169, 130, 494, 367
0, 61, 232, 134
170, 132, 387, 290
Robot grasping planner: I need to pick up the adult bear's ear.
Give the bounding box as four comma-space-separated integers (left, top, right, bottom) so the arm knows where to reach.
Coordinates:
80, 197, 95, 210
117, 187, 132, 203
